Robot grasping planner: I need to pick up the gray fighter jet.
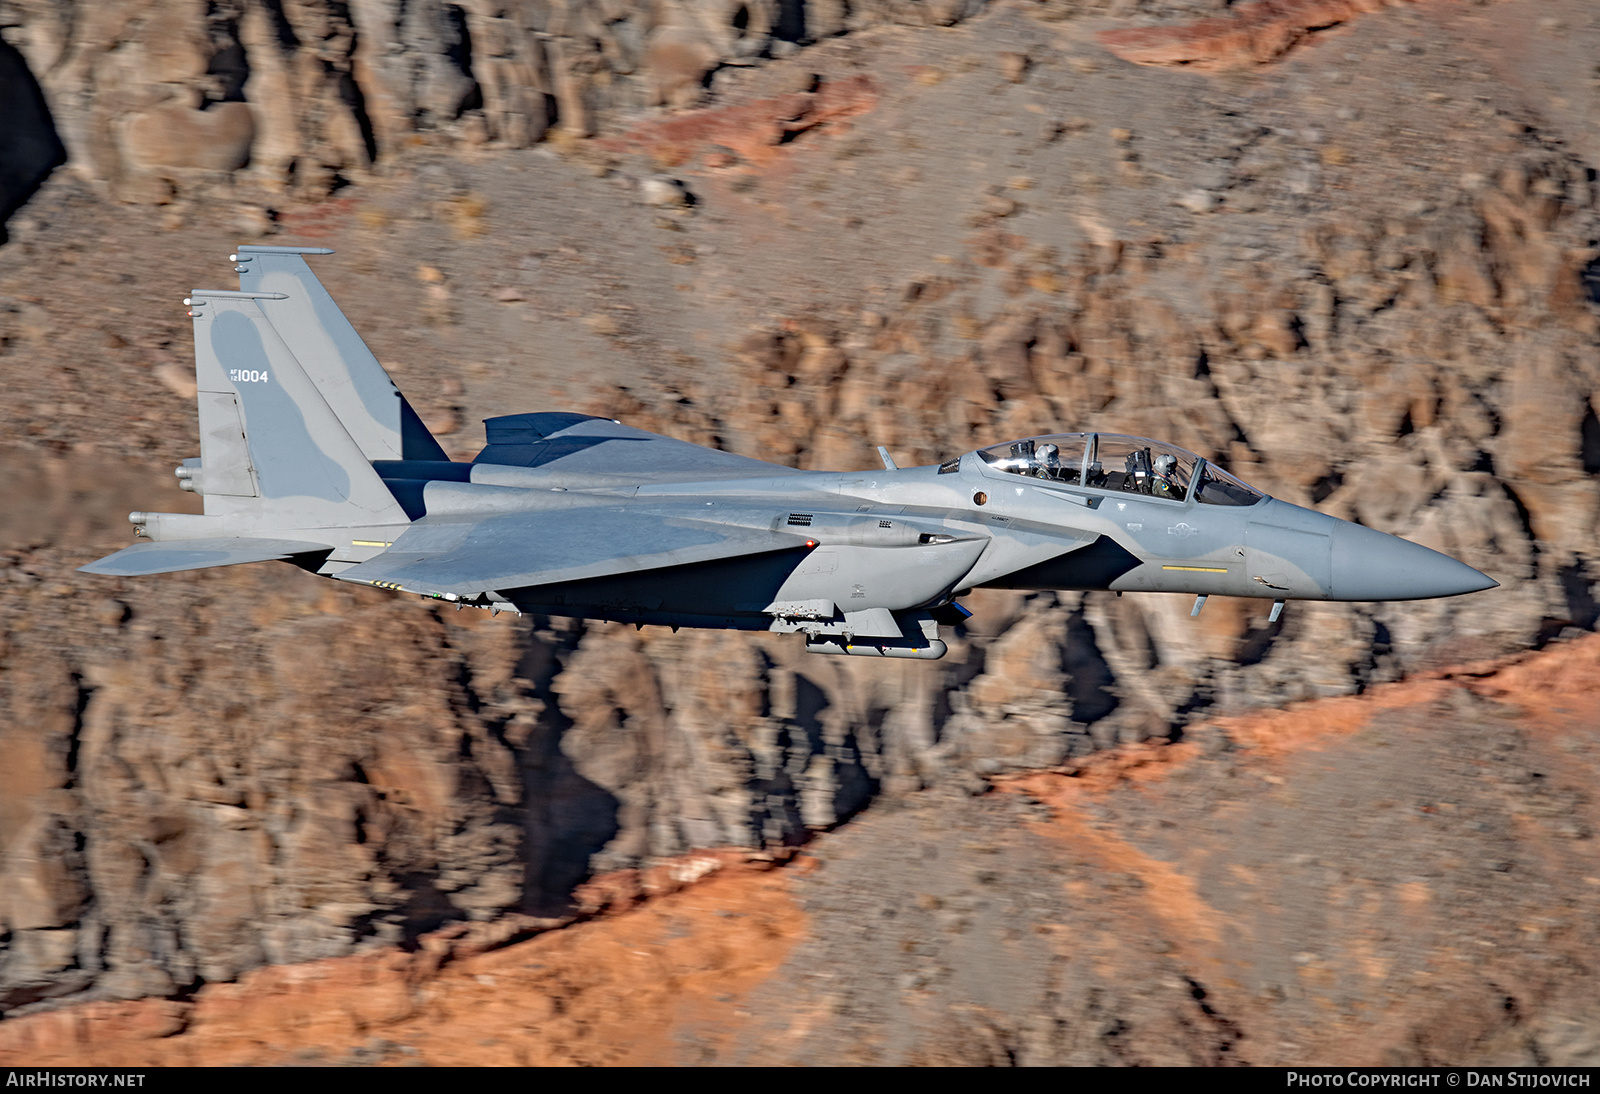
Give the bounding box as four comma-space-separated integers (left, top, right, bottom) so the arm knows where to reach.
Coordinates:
81, 247, 1497, 659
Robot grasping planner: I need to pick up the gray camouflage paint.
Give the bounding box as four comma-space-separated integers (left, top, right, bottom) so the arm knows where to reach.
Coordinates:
237, 246, 447, 463
81, 249, 1498, 657
209, 309, 351, 502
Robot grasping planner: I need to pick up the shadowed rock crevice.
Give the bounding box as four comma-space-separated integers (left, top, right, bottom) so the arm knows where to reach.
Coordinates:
0, 37, 66, 243
436, 3, 483, 119
506, 624, 622, 915
1557, 561, 1600, 634
336, 66, 380, 165
1579, 404, 1600, 475
258, 0, 302, 54
1062, 607, 1119, 727
201, 2, 251, 105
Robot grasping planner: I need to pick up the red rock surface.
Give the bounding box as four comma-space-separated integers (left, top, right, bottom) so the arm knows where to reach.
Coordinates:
1098, 0, 1407, 70
0, 857, 803, 1067
599, 75, 880, 171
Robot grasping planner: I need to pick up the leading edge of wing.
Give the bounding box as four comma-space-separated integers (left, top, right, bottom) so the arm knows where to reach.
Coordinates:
336, 507, 813, 597
79, 538, 330, 576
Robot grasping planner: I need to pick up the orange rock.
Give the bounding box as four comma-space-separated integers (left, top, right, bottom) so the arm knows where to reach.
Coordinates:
0, 862, 803, 1067
599, 75, 878, 171
1097, 0, 1393, 71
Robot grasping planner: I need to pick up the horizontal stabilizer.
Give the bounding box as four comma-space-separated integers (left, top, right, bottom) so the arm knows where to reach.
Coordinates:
79, 538, 329, 577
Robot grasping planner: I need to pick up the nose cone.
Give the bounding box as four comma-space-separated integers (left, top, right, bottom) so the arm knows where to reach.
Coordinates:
1331, 521, 1498, 601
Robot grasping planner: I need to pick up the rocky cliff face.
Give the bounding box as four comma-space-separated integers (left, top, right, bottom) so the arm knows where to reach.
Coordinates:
2, 0, 1600, 1034
0, 0, 987, 207
6, 635, 1600, 1065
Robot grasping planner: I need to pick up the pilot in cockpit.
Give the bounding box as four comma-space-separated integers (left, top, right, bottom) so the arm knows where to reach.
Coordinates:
1037, 443, 1061, 480
1152, 452, 1180, 498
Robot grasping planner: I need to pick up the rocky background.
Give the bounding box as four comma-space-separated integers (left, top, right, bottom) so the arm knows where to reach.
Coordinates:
2, 0, 1600, 1061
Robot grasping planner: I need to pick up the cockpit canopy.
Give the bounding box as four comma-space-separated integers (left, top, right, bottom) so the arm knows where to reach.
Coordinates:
972, 433, 1264, 506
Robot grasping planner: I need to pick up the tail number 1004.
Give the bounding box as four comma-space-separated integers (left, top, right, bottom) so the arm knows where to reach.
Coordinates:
230, 370, 269, 383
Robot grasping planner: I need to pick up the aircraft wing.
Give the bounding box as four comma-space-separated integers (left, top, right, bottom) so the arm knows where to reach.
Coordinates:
335, 505, 813, 597
473, 413, 798, 478
79, 538, 330, 576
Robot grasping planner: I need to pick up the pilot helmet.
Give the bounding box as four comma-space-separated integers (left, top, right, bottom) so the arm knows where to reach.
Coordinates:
1038, 443, 1059, 462
1153, 453, 1176, 475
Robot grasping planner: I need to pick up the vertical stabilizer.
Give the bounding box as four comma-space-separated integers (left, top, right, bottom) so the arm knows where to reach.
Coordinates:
188, 289, 411, 527
232, 245, 448, 462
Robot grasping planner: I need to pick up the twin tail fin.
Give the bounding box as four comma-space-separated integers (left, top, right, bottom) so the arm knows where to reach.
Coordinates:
81, 247, 432, 576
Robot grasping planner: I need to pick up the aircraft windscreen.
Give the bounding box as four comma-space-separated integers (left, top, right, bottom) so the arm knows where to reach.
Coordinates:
1193, 463, 1265, 506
